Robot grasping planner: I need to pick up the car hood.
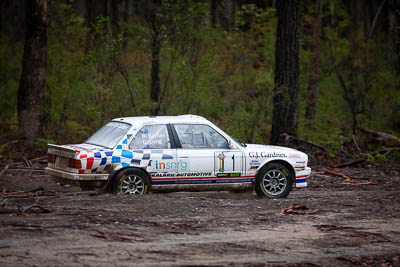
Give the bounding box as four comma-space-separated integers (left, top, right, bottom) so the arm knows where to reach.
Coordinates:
243, 144, 308, 161
245, 144, 299, 152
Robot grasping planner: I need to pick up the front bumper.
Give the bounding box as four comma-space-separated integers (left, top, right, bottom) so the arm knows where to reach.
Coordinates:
295, 167, 311, 188
45, 167, 109, 181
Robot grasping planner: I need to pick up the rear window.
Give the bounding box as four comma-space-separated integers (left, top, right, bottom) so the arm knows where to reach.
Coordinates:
85, 121, 131, 149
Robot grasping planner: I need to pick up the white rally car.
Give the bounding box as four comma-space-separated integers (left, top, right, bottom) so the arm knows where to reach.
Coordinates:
45, 115, 311, 198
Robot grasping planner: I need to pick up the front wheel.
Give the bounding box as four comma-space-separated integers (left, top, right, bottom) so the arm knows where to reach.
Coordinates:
113, 168, 150, 195
255, 163, 293, 198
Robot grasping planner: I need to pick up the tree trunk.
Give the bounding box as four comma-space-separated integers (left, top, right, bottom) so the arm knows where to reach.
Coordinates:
86, 0, 96, 27
150, 36, 161, 105
18, 0, 47, 153
305, 0, 322, 127
270, 0, 301, 145
150, 0, 162, 114
210, 0, 217, 28
110, 0, 120, 38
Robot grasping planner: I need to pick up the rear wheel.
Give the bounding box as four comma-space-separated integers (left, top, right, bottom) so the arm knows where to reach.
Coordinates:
255, 163, 293, 198
113, 168, 150, 195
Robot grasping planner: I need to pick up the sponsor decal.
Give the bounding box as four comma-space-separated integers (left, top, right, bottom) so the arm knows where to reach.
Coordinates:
248, 151, 287, 159
250, 160, 260, 165
154, 160, 188, 171
217, 153, 225, 172
177, 172, 212, 177
249, 159, 260, 169
151, 172, 212, 178
216, 172, 241, 177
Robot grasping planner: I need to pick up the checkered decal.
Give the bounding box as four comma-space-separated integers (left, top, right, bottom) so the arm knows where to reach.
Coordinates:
72, 141, 174, 174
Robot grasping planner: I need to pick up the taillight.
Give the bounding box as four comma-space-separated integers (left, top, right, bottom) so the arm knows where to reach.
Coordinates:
47, 154, 55, 163
68, 158, 82, 169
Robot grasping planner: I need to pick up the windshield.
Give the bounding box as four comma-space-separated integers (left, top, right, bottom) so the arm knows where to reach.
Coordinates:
85, 121, 131, 149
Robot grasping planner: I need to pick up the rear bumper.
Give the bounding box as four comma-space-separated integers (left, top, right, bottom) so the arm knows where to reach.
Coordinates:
45, 167, 109, 181
295, 167, 311, 188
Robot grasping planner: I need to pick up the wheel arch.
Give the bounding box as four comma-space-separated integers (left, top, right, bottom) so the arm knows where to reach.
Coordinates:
257, 159, 295, 182
108, 166, 152, 189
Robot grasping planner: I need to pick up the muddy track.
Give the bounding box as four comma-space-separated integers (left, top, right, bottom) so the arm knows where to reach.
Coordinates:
0, 166, 399, 266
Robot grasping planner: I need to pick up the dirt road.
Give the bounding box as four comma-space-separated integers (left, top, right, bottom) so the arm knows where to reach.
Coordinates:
1, 166, 399, 266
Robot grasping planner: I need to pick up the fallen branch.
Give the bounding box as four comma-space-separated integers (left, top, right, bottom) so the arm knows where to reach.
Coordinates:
324, 170, 351, 181
281, 133, 327, 152
0, 164, 10, 176
339, 181, 373, 186
90, 229, 139, 242
334, 158, 365, 168
17, 193, 53, 214
0, 198, 6, 208
325, 170, 373, 185
30, 156, 47, 162
22, 156, 33, 168
360, 128, 400, 147
352, 135, 362, 152
281, 202, 319, 215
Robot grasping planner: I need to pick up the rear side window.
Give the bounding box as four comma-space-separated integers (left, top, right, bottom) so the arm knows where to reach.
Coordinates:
86, 121, 131, 149
174, 124, 229, 149
129, 125, 171, 149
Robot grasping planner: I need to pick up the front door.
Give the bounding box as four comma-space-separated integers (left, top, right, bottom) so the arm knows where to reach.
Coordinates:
214, 151, 244, 176
173, 123, 243, 184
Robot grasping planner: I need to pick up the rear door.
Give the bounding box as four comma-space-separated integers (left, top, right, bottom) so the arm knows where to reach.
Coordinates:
128, 124, 177, 184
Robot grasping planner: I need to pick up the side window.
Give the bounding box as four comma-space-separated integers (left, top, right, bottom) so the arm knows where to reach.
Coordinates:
174, 124, 229, 149
129, 125, 171, 149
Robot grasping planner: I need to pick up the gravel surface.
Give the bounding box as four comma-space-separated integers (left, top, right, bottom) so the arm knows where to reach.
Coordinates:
0, 166, 399, 266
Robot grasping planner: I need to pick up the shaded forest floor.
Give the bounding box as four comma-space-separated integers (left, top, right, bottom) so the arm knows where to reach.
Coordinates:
0, 159, 400, 266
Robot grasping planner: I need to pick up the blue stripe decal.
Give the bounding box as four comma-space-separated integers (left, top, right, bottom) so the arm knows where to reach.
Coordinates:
296, 178, 306, 183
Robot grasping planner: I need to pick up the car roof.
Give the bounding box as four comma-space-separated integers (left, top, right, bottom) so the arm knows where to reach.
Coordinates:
112, 114, 210, 125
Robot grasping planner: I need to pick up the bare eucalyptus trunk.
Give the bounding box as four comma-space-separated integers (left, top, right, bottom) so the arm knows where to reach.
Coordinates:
270, 0, 301, 145
150, 0, 162, 115
18, 0, 47, 153
305, 0, 322, 128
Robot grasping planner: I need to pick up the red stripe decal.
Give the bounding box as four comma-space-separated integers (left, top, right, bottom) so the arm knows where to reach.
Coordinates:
79, 169, 85, 174
80, 154, 87, 159
86, 157, 94, 169
296, 175, 308, 179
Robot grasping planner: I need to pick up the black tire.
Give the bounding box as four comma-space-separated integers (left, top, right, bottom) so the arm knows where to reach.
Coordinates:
113, 168, 150, 195
254, 163, 293, 198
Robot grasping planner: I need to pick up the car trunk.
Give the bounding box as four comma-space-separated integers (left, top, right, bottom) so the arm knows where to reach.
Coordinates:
47, 144, 85, 173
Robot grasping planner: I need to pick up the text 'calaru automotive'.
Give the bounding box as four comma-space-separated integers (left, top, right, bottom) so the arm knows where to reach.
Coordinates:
45, 115, 311, 198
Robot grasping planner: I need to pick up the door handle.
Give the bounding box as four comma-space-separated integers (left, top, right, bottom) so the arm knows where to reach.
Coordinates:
180, 154, 189, 158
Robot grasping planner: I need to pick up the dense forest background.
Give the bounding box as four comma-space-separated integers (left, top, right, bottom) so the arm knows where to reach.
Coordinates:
0, 0, 399, 157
